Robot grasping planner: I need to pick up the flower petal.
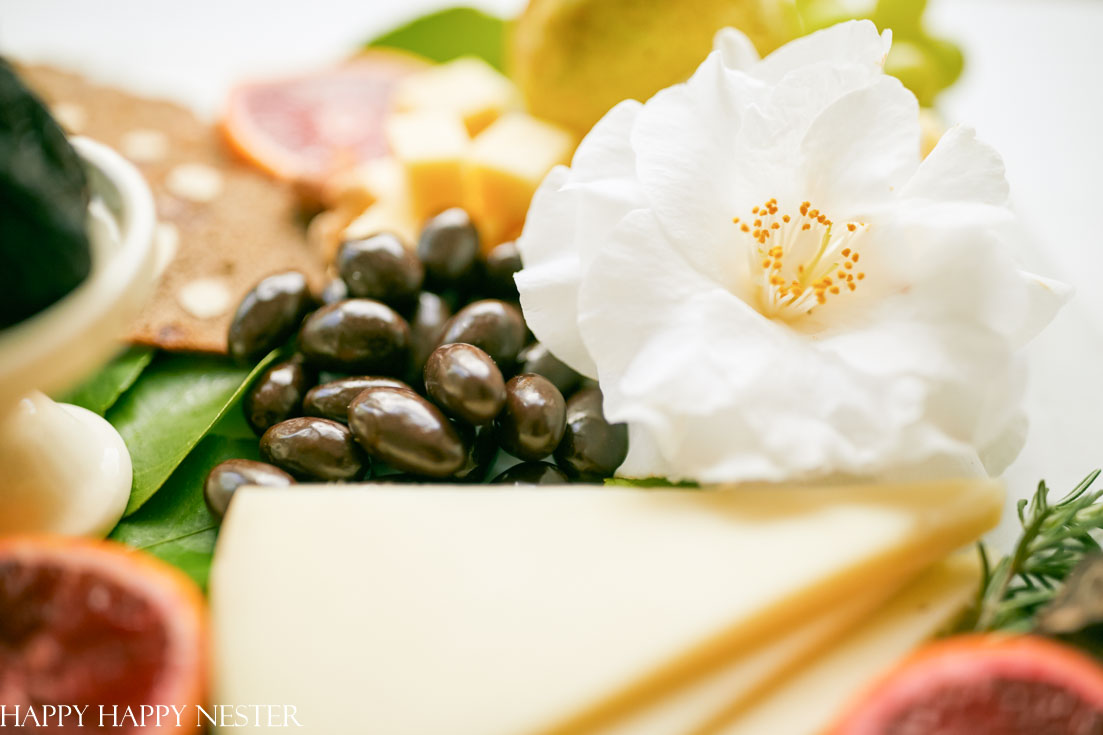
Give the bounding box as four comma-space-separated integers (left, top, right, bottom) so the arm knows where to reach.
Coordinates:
577, 209, 785, 421
616, 424, 677, 480
978, 410, 1028, 477
751, 20, 890, 84
901, 125, 1010, 206
799, 76, 920, 214
569, 99, 643, 183
581, 211, 1013, 483
866, 202, 1066, 347
516, 102, 645, 377
713, 27, 760, 71
516, 20, 1067, 486
628, 53, 770, 284
1014, 272, 1072, 346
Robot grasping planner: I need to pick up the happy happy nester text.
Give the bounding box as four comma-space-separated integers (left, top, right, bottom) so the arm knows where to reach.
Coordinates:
0, 704, 303, 728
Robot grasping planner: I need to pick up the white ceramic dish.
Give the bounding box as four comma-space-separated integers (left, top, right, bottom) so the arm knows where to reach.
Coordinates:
0, 137, 157, 537
0, 137, 157, 409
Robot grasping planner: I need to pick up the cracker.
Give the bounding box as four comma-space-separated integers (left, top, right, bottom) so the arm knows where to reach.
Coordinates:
16, 64, 327, 353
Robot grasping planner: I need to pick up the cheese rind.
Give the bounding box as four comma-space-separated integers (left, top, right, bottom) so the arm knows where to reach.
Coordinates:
210, 481, 1001, 735
711, 553, 981, 735
597, 571, 918, 735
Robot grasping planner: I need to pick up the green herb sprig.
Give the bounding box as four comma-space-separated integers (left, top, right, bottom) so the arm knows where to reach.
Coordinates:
970, 470, 1103, 633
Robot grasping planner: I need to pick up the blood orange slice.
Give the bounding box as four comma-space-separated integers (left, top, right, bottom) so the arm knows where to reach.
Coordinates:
221, 51, 427, 187
0, 536, 207, 733
828, 634, 1103, 735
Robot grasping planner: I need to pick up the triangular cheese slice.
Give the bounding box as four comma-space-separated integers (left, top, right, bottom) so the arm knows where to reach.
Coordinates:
595, 577, 903, 735
595, 553, 941, 735
210, 481, 1001, 735
708, 553, 981, 735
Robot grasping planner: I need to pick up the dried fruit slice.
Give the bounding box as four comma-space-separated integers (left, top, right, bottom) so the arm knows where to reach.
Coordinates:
827, 634, 1103, 735
0, 536, 207, 732
221, 51, 427, 186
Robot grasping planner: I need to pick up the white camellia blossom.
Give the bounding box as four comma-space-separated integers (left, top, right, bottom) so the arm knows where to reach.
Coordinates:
516, 20, 1069, 484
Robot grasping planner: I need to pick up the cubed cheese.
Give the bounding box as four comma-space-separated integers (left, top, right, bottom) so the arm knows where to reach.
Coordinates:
395, 57, 520, 136
463, 112, 575, 248
321, 156, 404, 215
342, 192, 420, 249
386, 111, 469, 221
341, 159, 420, 249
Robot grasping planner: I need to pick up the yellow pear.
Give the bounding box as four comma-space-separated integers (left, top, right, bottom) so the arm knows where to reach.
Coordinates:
510, 0, 799, 134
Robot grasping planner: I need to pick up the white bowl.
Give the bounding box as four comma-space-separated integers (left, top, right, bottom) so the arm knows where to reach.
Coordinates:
0, 137, 157, 412
0, 137, 157, 537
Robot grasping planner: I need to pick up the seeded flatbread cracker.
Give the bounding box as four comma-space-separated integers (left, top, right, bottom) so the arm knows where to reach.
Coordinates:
16, 64, 327, 353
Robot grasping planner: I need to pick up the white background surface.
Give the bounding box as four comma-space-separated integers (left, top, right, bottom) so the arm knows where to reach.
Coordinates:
2, 0, 1101, 547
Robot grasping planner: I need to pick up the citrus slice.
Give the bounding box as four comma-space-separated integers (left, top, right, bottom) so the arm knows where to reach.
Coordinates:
221, 51, 428, 186
0, 536, 207, 731
827, 634, 1103, 734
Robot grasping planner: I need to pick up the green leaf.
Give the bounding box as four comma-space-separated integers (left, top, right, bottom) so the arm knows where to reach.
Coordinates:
108, 351, 275, 516
367, 7, 508, 71
604, 477, 700, 489
209, 393, 259, 440
111, 435, 261, 590
146, 528, 219, 590
54, 344, 155, 415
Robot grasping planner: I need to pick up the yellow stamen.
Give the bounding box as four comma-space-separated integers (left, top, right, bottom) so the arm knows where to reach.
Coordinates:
733, 198, 869, 320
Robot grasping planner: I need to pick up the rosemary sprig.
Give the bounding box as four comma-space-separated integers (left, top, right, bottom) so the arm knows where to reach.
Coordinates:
969, 469, 1103, 633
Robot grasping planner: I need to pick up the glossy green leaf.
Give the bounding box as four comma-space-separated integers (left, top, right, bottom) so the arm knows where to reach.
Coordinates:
367, 6, 508, 71
108, 351, 275, 516
604, 477, 699, 489
111, 435, 260, 590
55, 344, 155, 415
209, 393, 259, 440
146, 528, 219, 590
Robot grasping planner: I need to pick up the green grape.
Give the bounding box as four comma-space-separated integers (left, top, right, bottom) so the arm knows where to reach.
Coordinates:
795, 0, 964, 105
884, 39, 942, 106
872, 0, 926, 36
921, 35, 966, 88
797, 0, 876, 30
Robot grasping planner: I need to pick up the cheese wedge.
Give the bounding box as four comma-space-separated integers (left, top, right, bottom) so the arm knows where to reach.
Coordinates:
210, 481, 1001, 735
710, 553, 981, 735
463, 112, 575, 248
597, 568, 918, 735
386, 110, 469, 221
395, 57, 520, 136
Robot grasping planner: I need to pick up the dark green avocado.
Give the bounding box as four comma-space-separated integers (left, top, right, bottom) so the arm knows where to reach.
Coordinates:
0, 57, 93, 329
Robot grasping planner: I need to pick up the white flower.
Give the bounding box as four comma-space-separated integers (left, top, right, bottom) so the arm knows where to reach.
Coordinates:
516, 20, 1068, 484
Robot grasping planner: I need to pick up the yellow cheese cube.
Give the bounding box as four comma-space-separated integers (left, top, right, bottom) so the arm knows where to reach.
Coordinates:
211, 480, 1001, 735
321, 156, 404, 215
464, 112, 576, 248
341, 158, 420, 249
395, 56, 520, 136
343, 193, 420, 249
386, 111, 469, 222
309, 158, 416, 261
